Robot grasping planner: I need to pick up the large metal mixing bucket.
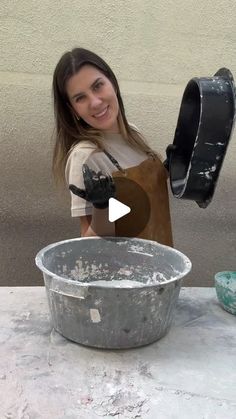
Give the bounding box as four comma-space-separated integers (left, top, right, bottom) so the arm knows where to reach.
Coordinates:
35, 237, 191, 349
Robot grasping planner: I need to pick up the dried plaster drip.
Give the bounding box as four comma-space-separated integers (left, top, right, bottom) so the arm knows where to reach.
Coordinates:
129, 244, 146, 252
55, 244, 182, 286
90, 308, 101, 322
88, 279, 145, 287
198, 164, 217, 180
217, 275, 236, 292
128, 250, 154, 257
58, 262, 173, 285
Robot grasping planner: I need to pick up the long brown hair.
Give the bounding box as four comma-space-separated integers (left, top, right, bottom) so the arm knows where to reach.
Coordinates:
52, 47, 160, 184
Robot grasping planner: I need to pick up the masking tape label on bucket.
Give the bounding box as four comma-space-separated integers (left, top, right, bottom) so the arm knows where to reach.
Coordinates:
90, 308, 101, 323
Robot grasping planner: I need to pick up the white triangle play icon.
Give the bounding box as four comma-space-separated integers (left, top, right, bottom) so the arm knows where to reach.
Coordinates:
108, 198, 131, 222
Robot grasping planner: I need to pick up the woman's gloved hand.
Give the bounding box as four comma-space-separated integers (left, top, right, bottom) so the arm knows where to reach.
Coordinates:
69, 164, 116, 209
163, 144, 177, 171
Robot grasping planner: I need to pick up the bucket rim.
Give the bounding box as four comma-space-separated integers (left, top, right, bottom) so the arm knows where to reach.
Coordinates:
35, 236, 192, 288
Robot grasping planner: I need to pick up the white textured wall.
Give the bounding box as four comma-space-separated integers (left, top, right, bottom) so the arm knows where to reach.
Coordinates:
1, 0, 236, 285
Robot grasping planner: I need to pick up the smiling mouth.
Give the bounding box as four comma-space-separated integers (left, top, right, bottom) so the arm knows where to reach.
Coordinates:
93, 106, 109, 118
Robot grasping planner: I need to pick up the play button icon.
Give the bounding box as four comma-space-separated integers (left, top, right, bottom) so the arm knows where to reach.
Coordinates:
81, 164, 151, 238
108, 198, 131, 222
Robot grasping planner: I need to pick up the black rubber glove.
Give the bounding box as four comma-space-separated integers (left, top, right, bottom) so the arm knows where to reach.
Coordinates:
69, 164, 116, 209
163, 144, 177, 171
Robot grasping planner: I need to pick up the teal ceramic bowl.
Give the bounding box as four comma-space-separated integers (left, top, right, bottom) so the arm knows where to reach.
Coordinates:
215, 271, 236, 315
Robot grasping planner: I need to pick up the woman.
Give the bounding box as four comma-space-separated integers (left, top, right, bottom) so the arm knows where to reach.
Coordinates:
52, 47, 173, 245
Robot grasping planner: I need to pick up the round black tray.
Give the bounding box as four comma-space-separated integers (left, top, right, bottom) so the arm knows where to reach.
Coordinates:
168, 68, 236, 208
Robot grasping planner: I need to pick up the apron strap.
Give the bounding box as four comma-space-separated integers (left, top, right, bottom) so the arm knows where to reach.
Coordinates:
103, 150, 125, 172
103, 149, 154, 173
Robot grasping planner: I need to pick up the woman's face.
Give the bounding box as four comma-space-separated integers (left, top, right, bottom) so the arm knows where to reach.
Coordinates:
66, 65, 120, 133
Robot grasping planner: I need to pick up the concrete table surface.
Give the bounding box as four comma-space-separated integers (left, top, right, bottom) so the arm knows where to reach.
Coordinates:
0, 287, 235, 419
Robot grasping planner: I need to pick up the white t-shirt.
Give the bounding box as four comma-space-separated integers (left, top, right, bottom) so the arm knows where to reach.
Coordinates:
65, 132, 148, 217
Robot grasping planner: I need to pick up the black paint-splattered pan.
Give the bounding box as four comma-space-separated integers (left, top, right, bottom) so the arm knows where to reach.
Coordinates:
168, 68, 236, 208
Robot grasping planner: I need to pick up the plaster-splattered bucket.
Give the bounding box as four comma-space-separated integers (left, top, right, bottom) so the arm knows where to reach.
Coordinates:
215, 271, 236, 315
35, 237, 191, 349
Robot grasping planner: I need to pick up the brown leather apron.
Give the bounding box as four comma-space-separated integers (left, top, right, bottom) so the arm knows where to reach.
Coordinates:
104, 151, 173, 247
